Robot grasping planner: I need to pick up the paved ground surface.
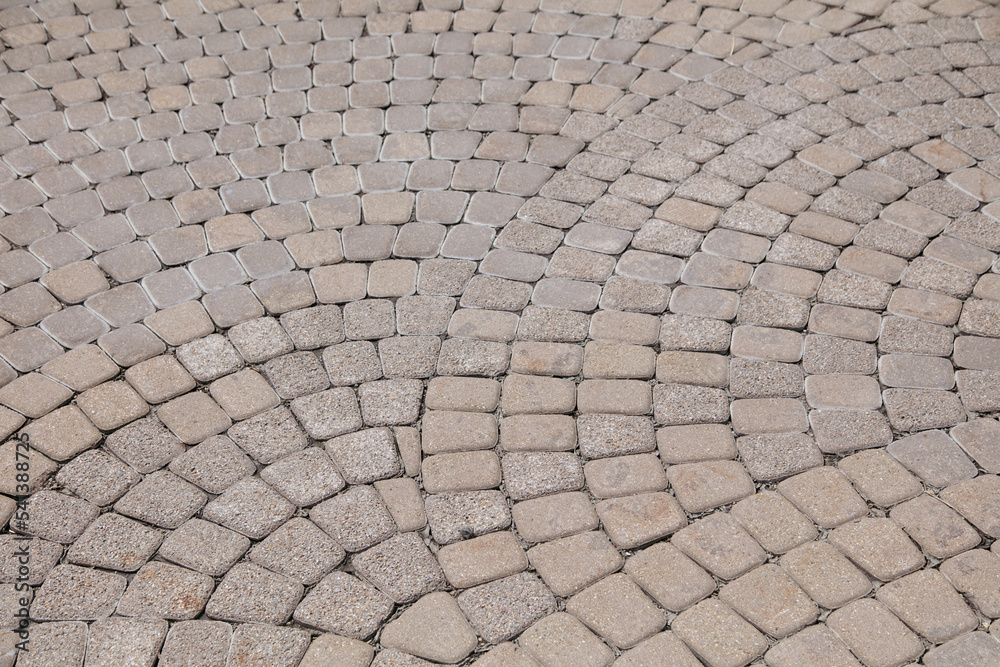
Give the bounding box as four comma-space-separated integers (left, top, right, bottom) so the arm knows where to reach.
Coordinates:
1, 0, 1000, 665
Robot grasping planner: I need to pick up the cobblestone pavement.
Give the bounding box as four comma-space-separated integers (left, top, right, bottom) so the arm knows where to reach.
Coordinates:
2, 0, 1000, 665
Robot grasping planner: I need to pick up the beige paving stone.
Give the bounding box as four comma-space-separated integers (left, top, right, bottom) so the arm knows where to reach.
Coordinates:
519, 612, 614, 667
527, 531, 623, 598
380, 592, 478, 664
719, 564, 820, 639
566, 573, 667, 650
777, 467, 869, 529
672, 599, 768, 667
438, 531, 528, 589
876, 569, 979, 644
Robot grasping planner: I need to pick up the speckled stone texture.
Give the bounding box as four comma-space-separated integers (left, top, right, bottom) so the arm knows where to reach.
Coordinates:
3, 0, 1000, 664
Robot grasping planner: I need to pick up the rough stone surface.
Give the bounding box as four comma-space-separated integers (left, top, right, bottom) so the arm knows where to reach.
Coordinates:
4, 4, 997, 662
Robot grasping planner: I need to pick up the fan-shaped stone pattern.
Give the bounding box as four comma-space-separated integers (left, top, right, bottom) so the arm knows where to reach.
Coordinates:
0, 0, 999, 664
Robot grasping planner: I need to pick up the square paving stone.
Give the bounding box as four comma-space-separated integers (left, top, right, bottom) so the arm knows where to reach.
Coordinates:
202, 476, 296, 540
248, 517, 346, 585
666, 460, 755, 512
18, 490, 99, 545
527, 531, 623, 598
671, 513, 767, 581
566, 573, 667, 650
624, 542, 717, 613
877, 569, 979, 644
125, 355, 197, 404
76, 381, 149, 431
780, 540, 873, 610
358, 378, 423, 426
380, 592, 478, 664
30, 564, 126, 621
718, 564, 820, 639
424, 490, 513, 545
167, 435, 255, 495
657, 424, 738, 463
260, 447, 346, 507
103, 417, 184, 474
502, 452, 585, 501
279, 305, 346, 350
205, 562, 304, 625
438, 531, 528, 589
115, 561, 214, 620
157, 392, 233, 445
940, 549, 1000, 618
518, 612, 614, 667
226, 624, 310, 667
325, 427, 400, 484
827, 599, 925, 667
13, 621, 87, 666
176, 334, 245, 382
290, 388, 363, 440
736, 433, 824, 482
114, 470, 207, 529
0, 535, 62, 585
584, 453, 666, 499
809, 409, 893, 454
672, 599, 768, 667
209, 369, 281, 421
84, 618, 168, 667
887, 430, 978, 488
615, 632, 703, 667
352, 532, 446, 604
828, 517, 924, 582
890, 494, 981, 559
941, 475, 1000, 539
310, 484, 398, 552
730, 491, 818, 555
777, 467, 868, 529
228, 316, 295, 363
66, 512, 162, 572
19, 405, 100, 462
950, 418, 1000, 473
262, 351, 330, 399
228, 405, 309, 464
764, 624, 863, 667
292, 571, 394, 640
923, 632, 1000, 667
457, 573, 557, 645
838, 449, 923, 508
159, 621, 232, 667
298, 634, 375, 667
596, 491, 688, 550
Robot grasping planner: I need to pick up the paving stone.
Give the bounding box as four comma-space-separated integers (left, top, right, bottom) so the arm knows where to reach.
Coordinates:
566, 573, 667, 650
159, 621, 233, 667
887, 430, 978, 488
672, 513, 767, 581
29, 564, 126, 621
115, 561, 214, 620
922, 632, 1000, 667
381, 592, 478, 663
157, 518, 250, 578
205, 562, 304, 625
730, 492, 818, 555
518, 612, 613, 667
827, 598, 925, 667
876, 569, 978, 644
292, 571, 393, 639
512, 491, 600, 544
777, 467, 869, 529
667, 460, 755, 512
764, 624, 863, 667
838, 449, 923, 507
672, 599, 768, 667
310, 484, 397, 553
457, 573, 557, 645
719, 564, 820, 639
425, 490, 513, 546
